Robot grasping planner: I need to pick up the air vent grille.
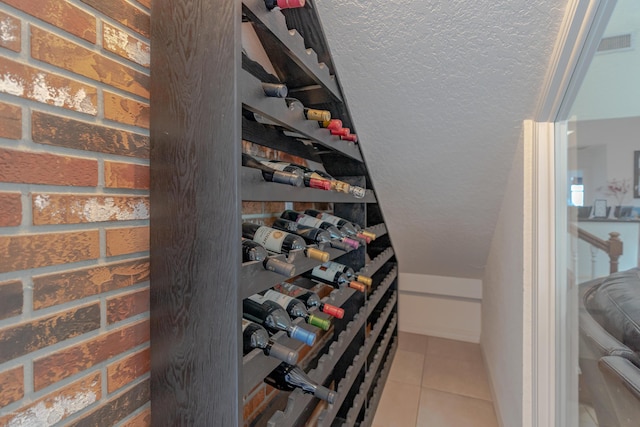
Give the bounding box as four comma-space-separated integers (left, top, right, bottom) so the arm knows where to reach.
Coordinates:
597, 34, 632, 52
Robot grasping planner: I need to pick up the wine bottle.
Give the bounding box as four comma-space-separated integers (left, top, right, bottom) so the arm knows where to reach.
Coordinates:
304, 210, 374, 241
319, 119, 342, 130
256, 158, 331, 191
273, 282, 344, 319
251, 291, 330, 331
261, 82, 288, 98
242, 318, 298, 364
265, 362, 336, 403
279, 210, 360, 249
320, 260, 372, 288
285, 98, 331, 122
242, 239, 296, 277
303, 262, 366, 292
340, 133, 358, 143
264, 0, 305, 10
242, 223, 328, 261
309, 170, 366, 199
330, 127, 349, 137
242, 153, 303, 187
271, 218, 352, 252
243, 298, 316, 346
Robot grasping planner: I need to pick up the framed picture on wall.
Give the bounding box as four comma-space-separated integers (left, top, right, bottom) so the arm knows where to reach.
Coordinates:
593, 199, 608, 218
635, 151, 640, 198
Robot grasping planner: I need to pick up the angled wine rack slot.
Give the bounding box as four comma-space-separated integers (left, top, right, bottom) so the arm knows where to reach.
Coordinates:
151, 0, 398, 425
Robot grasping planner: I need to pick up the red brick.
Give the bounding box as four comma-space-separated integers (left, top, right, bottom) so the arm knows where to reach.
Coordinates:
0, 192, 21, 227
81, 0, 149, 38
0, 11, 20, 52
104, 91, 149, 128
106, 347, 150, 392
243, 384, 266, 420
34, 319, 149, 391
33, 258, 149, 310
32, 111, 149, 158
0, 230, 100, 274
293, 202, 314, 211
107, 287, 149, 324
0, 366, 23, 407
0, 372, 100, 425
31, 27, 148, 98
67, 379, 149, 427
32, 194, 149, 225
264, 202, 285, 213
0, 101, 21, 139
0, 303, 100, 364
120, 407, 151, 427
106, 226, 149, 257
0, 147, 98, 187
242, 201, 262, 214
4, 0, 96, 43
0, 57, 98, 114
105, 161, 149, 190
102, 24, 150, 68
0, 280, 22, 320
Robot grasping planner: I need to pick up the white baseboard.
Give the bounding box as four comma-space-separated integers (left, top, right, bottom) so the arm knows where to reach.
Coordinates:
399, 323, 480, 343
481, 343, 505, 427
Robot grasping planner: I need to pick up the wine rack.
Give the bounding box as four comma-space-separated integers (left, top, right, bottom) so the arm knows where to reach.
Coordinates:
150, 0, 398, 425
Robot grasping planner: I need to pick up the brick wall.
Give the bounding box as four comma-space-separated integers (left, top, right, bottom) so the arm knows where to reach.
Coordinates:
0, 0, 150, 425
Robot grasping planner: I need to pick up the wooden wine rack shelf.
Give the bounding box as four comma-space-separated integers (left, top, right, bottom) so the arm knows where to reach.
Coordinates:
150, 0, 398, 425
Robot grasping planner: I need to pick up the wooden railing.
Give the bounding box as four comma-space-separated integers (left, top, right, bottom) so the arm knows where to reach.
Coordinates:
570, 224, 623, 275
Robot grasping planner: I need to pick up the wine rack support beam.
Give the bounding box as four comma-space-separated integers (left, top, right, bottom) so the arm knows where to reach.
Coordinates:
355, 340, 398, 427
150, 0, 242, 425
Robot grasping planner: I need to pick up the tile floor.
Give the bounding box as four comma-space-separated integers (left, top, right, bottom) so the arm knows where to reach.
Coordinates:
371, 332, 499, 427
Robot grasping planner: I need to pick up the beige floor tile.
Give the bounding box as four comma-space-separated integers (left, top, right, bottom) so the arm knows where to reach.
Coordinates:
398, 331, 428, 354
422, 356, 492, 401
416, 388, 498, 427
426, 336, 482, 363
388, 349, 425, 386
371, 379, 421, 427
580, 404, 599, 427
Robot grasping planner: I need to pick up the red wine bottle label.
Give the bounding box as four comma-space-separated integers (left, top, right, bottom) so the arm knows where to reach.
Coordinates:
311, 263, 341, 281
274, 283, 305, 298
253, 226, 287, 253
296, 216, 324, 228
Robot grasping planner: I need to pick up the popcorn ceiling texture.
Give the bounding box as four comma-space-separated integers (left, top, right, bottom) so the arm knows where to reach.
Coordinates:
316, 0, 567, 278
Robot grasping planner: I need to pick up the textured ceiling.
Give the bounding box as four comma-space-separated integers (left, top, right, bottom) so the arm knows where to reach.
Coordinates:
316, 0, 568, 278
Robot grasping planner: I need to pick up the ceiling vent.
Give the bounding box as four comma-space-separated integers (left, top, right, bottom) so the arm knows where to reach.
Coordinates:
597, 34, 632, 52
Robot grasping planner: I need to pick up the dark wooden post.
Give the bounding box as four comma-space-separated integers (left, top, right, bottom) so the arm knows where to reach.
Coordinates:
150, 0, 241, 425
607, 232, 623, 274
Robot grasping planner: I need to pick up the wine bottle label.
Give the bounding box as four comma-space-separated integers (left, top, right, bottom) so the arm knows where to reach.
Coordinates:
311, 263, 341, 281
274, 283, 306, 298
253, 226, 286, 253
317, 213, 341, 226
295, 216, 324, 228
263, 289, 295, 309
260, 160, 289, 172
248, 294, 266, 304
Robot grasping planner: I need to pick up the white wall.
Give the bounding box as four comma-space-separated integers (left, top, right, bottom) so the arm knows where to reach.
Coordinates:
481, 136, 526, 427
398, 273, 482, 343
